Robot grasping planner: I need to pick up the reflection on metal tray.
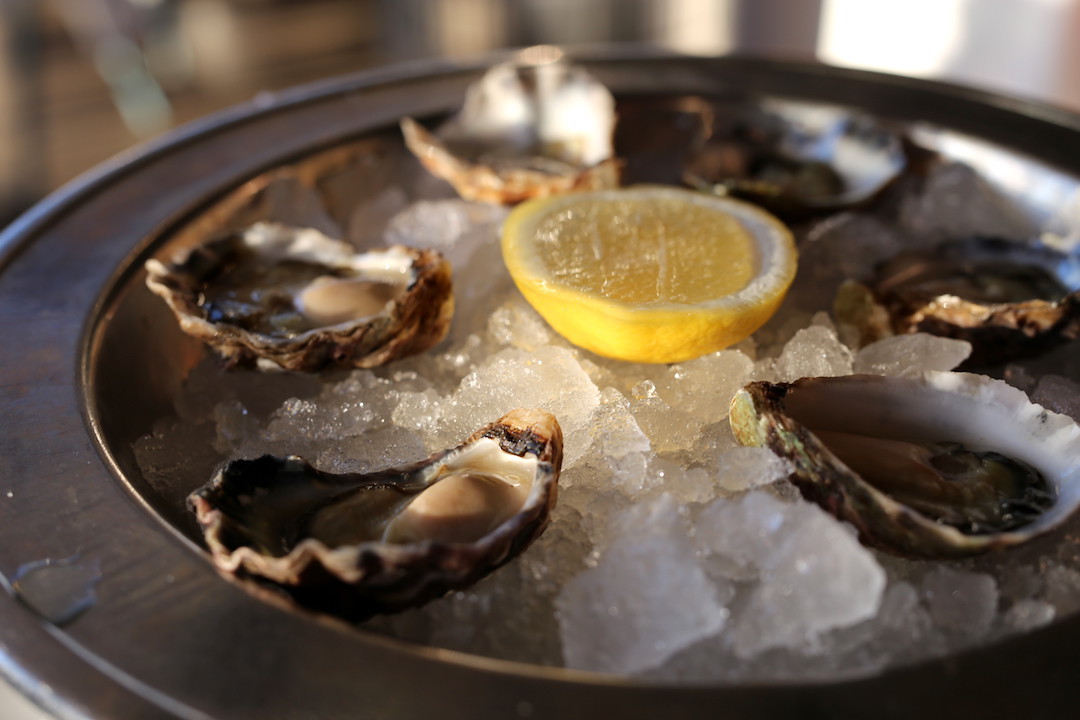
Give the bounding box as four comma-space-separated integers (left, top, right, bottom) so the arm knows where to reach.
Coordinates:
3, 50, 1080, 719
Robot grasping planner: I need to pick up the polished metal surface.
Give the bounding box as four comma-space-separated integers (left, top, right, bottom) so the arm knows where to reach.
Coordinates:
3, 50, 1080, 719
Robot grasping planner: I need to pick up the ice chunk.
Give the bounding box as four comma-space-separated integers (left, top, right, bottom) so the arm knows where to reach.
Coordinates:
562, 388, 652, 497
1003, 599, 1055, 632
315, 425, 427, 474
557, 494, 730, 675
1043, 564, 1080, 616
853, 334, 972, 376
697, 492, 886, 657
384, 199, 507, 269
921, 567, 999, 637
996, 563, 1042, 602
487, 295, 557, 352
629, 380, 704, 455
212, 400, 261, 455
432, 345, 601, 466
263, 371, 400, 442
646, 457, 717, 505
897, 162, 1039, 241
653, 350, 754, 424
764, 324, 854, 382
711, 446, 793, 494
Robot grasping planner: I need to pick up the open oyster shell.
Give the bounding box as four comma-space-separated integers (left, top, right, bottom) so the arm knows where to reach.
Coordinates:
836, 236, 1080, 365
189, 408, 562, 619
145, 222, 453, 372
684, 100, 906, 219
401, 50, 619, 204
730, 372, 1080, 558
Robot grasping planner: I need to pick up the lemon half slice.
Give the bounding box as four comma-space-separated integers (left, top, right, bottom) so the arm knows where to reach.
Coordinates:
500, 186, 797, 363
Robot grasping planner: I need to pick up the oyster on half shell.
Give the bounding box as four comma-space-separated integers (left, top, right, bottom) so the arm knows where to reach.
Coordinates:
145, 222, 453, 372
401, 49, 619, 204
189, 408, 562, 619
730, 372, 1080, 558
836, 236, 1080, 366
684, 100, 906, 219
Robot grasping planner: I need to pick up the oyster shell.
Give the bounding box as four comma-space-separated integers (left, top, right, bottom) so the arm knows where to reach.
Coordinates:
837, 236, 1080, 365
401, 49, 619, 204
189, 409, 562, 619
730, 372, 1080, 558
145, 222, 453, 372
684, 100, 906, 218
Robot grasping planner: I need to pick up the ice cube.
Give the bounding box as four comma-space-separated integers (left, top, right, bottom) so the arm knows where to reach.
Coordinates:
435, 345, 601, 465
767, 324, 854, 382
384, 199, 507, 269
697, 492, 886, 657
898, 162, 1039, 241
653, 350, 754, 424
853, 334, 972, 376
1003, 599, 1055, 632
1042, 564, 1080, 616
921, 566, 999, 637
629, 380, 704, 455
556, 494, 729, 675
711, 446, 793, 494
487, 295, 557, 352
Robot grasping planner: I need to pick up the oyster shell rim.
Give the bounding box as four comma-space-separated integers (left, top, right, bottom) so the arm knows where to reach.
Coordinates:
846, 236, 1080, 366
682, 98, 909, 217
144, 223, 455, 373
729, 371, 1080, 558
188, 408, 563, 615
401, 116, 622, 205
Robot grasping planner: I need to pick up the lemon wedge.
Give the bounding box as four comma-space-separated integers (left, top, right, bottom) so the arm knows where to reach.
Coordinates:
500, 186, 797, 363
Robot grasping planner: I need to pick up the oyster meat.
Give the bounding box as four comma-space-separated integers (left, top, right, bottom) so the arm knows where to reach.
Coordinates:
401, 48, 619, 204
145, 222, 453, 372
837, 236, 1080, 365
684, 100, 906, 218
730, 371, 1080, 558
189, 408, 562, 619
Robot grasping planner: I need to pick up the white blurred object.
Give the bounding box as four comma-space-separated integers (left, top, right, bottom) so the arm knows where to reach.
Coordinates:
819, 0, 1080, 112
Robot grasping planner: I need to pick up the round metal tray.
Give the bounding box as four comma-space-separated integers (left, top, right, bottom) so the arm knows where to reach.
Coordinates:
3, 49, 1080, 720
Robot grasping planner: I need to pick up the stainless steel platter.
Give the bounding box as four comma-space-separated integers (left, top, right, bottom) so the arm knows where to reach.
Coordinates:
3, 49, 1080, 719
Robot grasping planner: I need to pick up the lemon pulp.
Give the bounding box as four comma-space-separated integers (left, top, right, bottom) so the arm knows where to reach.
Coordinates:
533, 197, 758, 304
501, 186, 797, 363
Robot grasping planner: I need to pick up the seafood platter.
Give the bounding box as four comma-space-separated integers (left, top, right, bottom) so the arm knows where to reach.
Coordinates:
3, 49, 1080, 719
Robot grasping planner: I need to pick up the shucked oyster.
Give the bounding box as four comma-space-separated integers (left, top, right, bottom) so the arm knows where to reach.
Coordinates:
730, 372, 1080, 558
145, 222, 453, 372
836, 236, 1080, 365
189, 409, 562, 619
401, 47, 619, 204
684, 100, 906, 219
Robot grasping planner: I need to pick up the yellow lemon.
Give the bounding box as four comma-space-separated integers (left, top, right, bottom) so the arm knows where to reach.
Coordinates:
500, 186, 797, 363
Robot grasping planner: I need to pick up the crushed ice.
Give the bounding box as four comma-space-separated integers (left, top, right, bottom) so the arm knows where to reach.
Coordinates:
134, 161, 1080, 681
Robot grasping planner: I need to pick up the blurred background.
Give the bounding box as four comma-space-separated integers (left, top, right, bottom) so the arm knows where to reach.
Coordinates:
1, 0, 1080, 716
1, 0, 1080, 228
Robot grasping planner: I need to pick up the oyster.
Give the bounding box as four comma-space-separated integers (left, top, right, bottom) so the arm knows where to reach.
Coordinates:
729, 372, 1080, 558
400, 48, 619, 204
837, 236, 1080, 365
189, 408, 562, 619
684, 100, 906, 218
145, 222, 453, 372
